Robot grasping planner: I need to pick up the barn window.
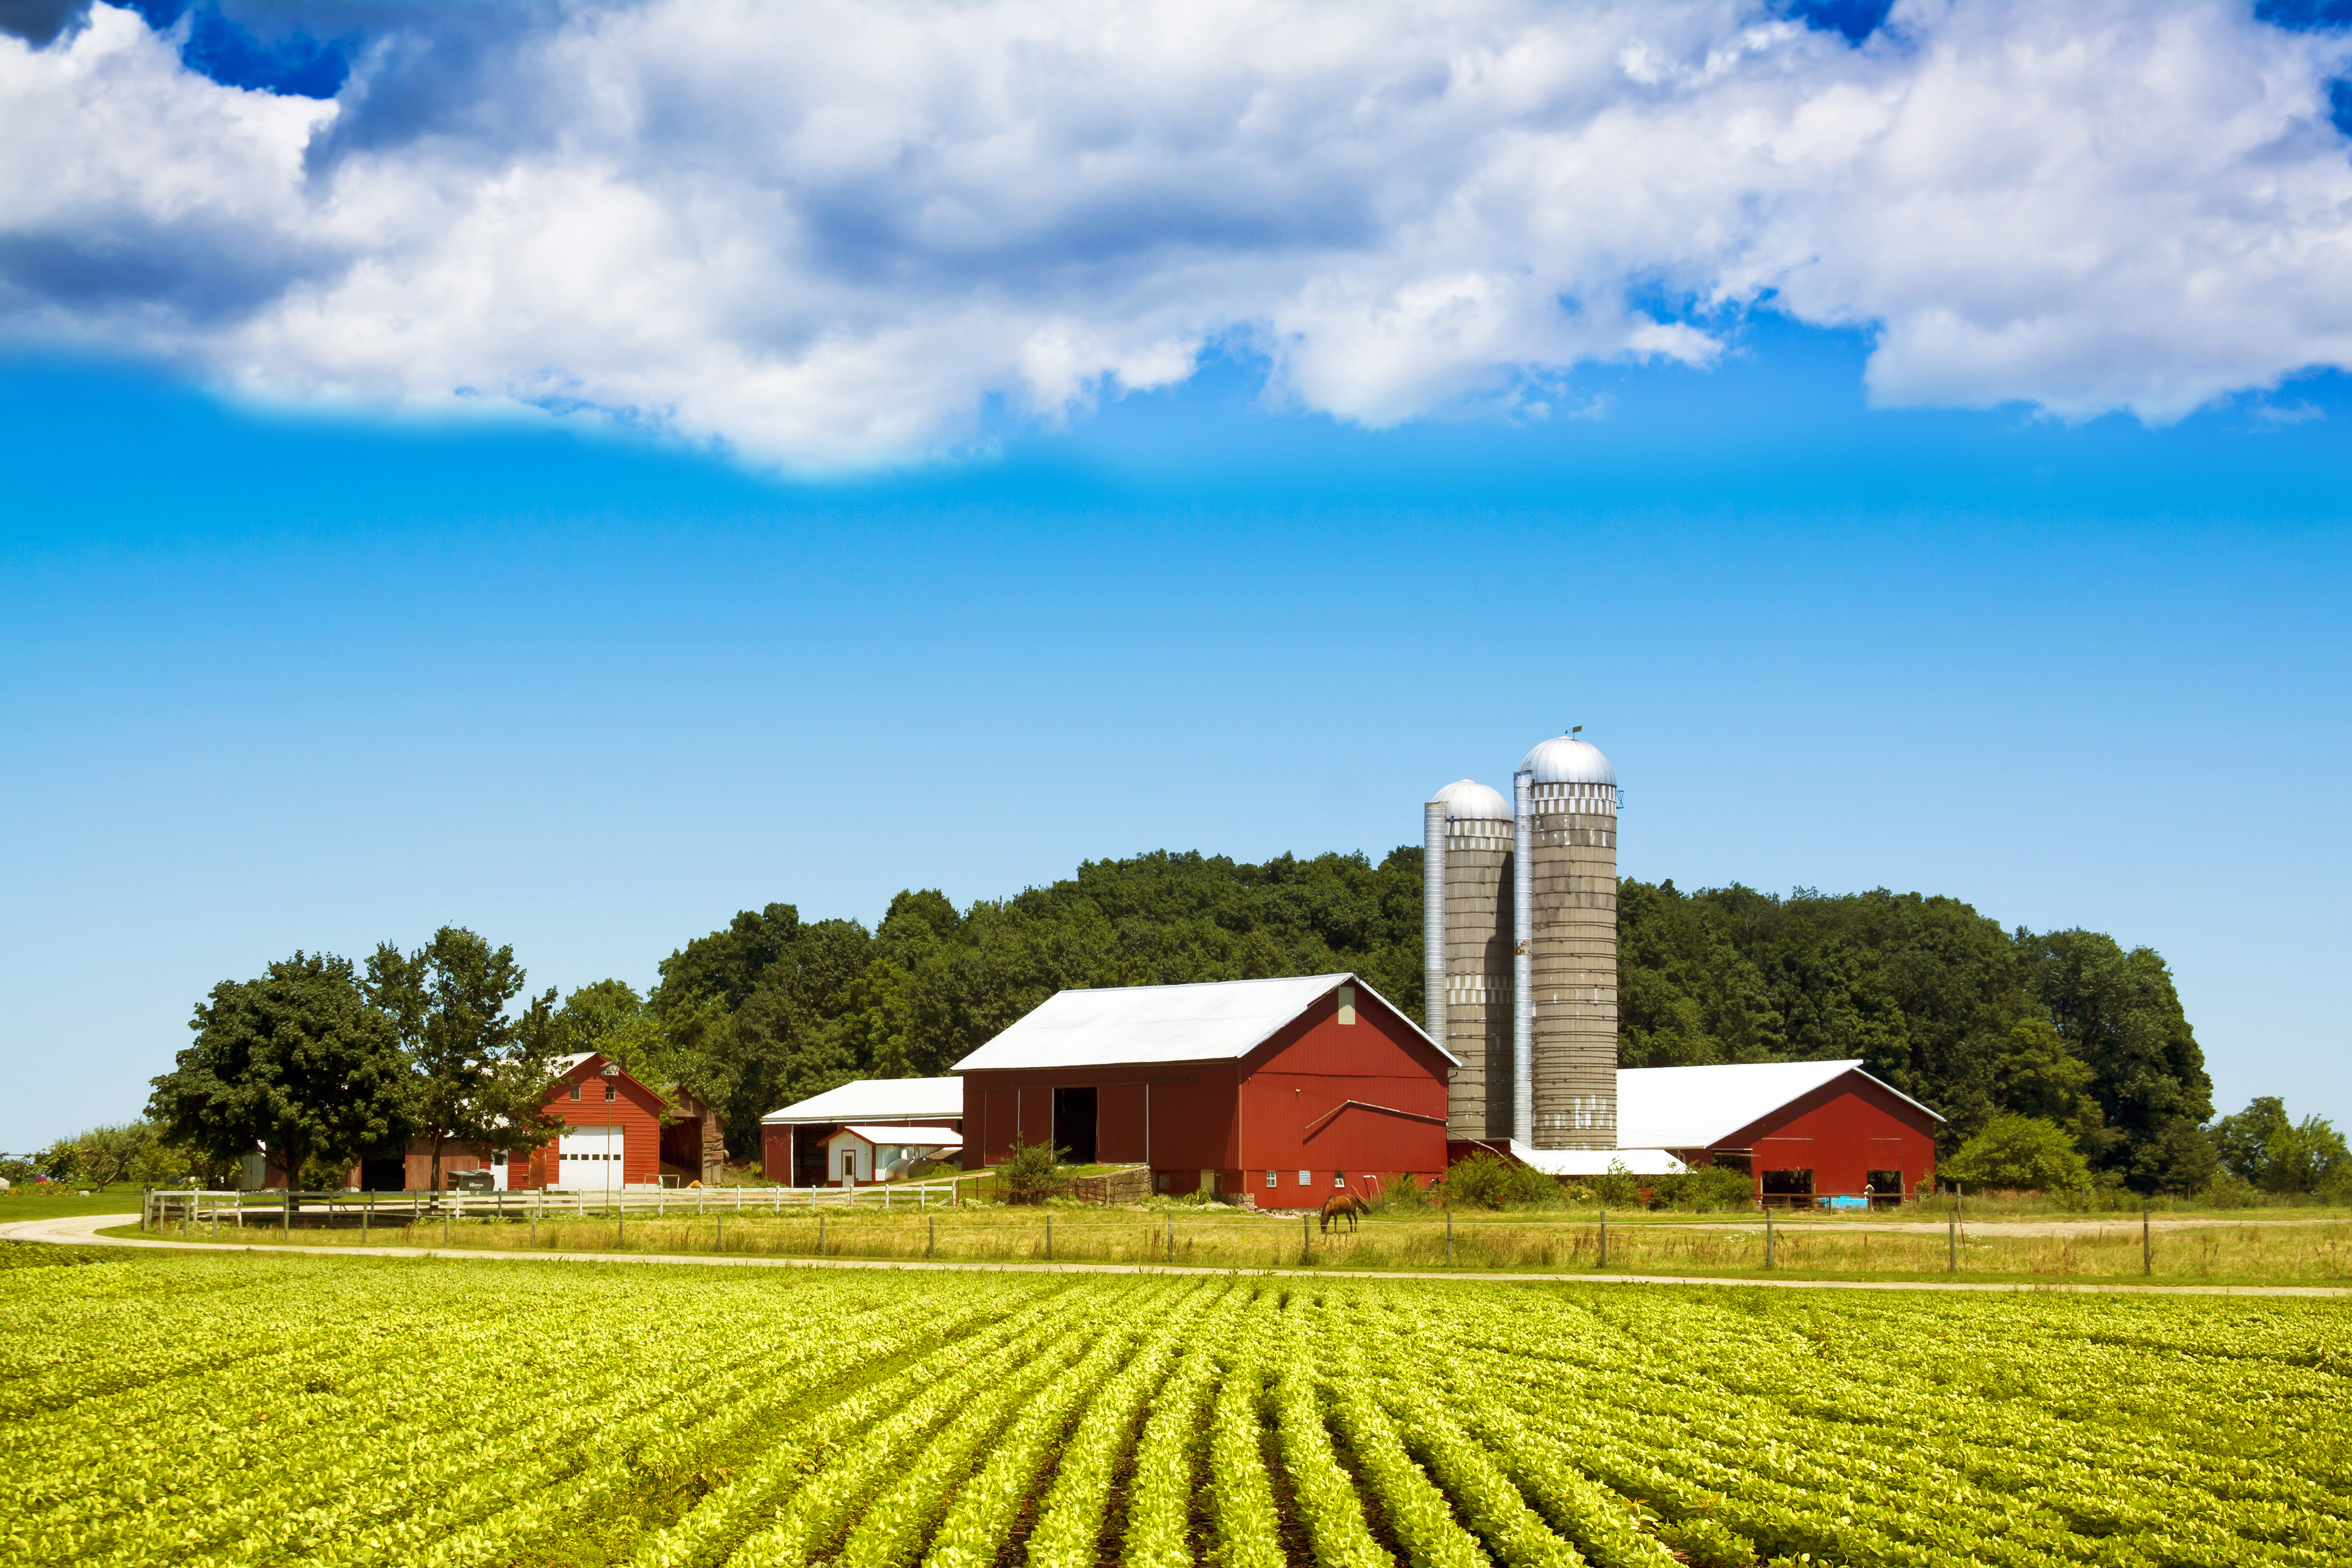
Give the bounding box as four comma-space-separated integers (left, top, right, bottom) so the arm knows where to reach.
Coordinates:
568, 1083, 581, 1102
1265, 1170, 1276, 1187
604, 1082, 616, 1102
1334, 1171, 1345, 1188
1297, 1169, 1310, 1186
1336, 985, 1357, 1024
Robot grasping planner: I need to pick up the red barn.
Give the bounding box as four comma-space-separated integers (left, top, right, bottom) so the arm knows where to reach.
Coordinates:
1617, 1059, 1942, 1204
507, 1052, 723, 1191
952, 973, 1455, 1203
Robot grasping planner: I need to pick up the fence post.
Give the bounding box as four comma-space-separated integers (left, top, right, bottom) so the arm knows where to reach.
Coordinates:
1046, 1214, 1054, 1263
1302, 1212, 1310, 1266
928, 1215, 935, 1258
284, 1192, 292, 1235
716, 1210, 724, 1252
1599, 1209, 1608, 1269
1167, 1215, 1175, 1264
1947, 1212, 1956, 1273
531, 1199, 538, 1250
1445, 1209, 1454, 1267
211, 1197, 219, 1240
818, 1210, 825, 1256
1765, 1207, 1775, 1270
2143, 1206, 2151, 1276
617, 1198, 625, 1249
362, 1200, 368, 1244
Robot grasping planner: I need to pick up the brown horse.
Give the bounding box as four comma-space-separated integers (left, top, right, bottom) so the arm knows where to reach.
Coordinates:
1320, 1192, 1370, 1233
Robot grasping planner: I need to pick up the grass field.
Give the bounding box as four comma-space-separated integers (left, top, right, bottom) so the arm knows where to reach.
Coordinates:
4, 1245, 2347, 1567
113, 1201, 2352, 1286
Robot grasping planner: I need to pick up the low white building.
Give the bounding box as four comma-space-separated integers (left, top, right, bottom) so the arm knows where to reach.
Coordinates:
762, 1076, 965, 1186
820, 1124, 965, 1186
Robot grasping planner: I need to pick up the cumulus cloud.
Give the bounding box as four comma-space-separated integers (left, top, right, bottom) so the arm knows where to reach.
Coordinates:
2, 0, 2350, 469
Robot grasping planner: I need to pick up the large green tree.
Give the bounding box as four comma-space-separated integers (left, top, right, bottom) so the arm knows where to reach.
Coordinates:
2210, 1098, 2351, 1195
365, 927, 563, 1192
148, 952, 413, 1200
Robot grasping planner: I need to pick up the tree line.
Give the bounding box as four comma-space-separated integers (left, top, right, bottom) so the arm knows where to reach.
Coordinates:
15, 848, 2344, 1200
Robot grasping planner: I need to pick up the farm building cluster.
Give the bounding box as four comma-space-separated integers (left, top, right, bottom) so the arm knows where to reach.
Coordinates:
249, 731, 1941, 1203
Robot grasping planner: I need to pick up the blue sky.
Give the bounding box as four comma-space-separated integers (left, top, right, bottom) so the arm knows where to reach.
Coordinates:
6, 315, 2348, 1148
4, 1, 2351, 1149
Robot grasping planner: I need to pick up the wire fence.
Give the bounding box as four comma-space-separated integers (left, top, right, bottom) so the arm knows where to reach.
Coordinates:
119, 1191, 2302, 1282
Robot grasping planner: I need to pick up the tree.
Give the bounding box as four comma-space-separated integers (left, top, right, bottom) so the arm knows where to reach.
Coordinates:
365, 928, 563, 1193
36, 1125, 152, 1189
1940, 1114, 2092, 1193
1989, 1019, 2112, 1158
2210, 1098, 2352, 1195
148, 952, 413, 1203
2025, 930, 2213, 1192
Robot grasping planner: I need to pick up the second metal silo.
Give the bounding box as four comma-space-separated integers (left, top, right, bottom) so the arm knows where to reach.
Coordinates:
1423, 780, 1516, 1142
1513, 733, 1620, 1149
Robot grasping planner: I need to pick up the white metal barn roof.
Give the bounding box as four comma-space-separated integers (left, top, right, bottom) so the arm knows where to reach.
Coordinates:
1511, 1145, 1687, 1177
1615, 1059, 1942, 1149
762, 1076, 965, 1125
951, 973, 1455, 1073
835, 1124, 964, 1148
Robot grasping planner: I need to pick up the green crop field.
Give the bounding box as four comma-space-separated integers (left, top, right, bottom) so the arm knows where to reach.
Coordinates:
4, 1249, 2346, 1567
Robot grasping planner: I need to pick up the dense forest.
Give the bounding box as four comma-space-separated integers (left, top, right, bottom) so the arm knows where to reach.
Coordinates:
567, 846, 2218, 1193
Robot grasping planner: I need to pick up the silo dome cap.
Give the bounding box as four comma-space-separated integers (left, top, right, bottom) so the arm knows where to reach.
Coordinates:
1519, 734, 1616, 786
1428, 779, 1512, 820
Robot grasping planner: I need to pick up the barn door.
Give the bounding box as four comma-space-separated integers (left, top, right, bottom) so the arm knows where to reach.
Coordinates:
560, 1126, 622, 1192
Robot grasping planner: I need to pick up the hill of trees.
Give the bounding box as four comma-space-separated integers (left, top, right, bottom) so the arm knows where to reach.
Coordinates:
564, 846, 2219, 1193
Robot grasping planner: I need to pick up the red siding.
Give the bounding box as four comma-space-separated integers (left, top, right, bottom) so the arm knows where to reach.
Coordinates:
513, 1055, 667, 1189
961, 981, 1451, 1200
964, 1063, 1241, 1171
1238, 987, 1450, 1197
1714, 1072, 1939, 1199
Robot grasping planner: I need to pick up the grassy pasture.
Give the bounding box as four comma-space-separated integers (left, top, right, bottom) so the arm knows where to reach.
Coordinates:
3, 1250, 2346, 1567
111, 1201, 2352, 1285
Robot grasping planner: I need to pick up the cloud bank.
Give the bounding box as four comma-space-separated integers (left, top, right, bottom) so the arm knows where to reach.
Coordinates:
4, 0, 2350, 469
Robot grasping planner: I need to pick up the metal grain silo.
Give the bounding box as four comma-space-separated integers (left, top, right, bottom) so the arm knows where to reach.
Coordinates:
1423, 780, 1516, 1141
1513, 734, 1619, 1149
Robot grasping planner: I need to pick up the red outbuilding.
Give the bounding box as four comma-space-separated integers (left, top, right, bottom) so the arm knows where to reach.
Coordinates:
951, 973, 1456, 1203
1616, 1059, 1942, 1204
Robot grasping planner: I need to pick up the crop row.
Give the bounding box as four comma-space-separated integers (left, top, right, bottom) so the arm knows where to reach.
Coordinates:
4, 1251, 2347, 1568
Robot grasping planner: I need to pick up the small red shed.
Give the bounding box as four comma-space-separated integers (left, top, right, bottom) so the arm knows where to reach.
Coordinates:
509, 1052, 671, 1192
1617, 1059, 1942, 1204
952, 973, 1456, 1203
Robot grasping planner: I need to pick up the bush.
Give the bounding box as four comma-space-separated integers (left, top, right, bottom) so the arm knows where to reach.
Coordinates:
1439, 1151, 1562, 1210
998, 1135, 1070, 1206
1942, 1114, 2092, 1194
2200, 1171, 2262, 1209
1367, 1172, 1432, 1212
1647, 1165, 1755, 1212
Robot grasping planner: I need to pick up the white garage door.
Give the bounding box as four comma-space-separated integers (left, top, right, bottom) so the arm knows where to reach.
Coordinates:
559, 1126, 623, 1192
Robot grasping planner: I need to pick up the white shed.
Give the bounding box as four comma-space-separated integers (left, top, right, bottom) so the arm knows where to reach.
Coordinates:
819, 1124, 964, 1186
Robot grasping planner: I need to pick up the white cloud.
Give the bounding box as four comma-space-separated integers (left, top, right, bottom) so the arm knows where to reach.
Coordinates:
3, 0, 2350, 469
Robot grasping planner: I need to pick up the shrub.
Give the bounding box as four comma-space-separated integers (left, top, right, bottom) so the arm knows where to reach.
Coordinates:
1942, 1114, 2092, 1194
1439, 1151, 1561, 1210
1647, 1165, 1754, 1212
998, 1135, 1070, 1206
2200, 1171, 2262, 1209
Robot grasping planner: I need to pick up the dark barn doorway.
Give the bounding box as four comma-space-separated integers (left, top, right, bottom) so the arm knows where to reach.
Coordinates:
1053, 1086, 1099, 1165
359, 1157, 407, 1192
